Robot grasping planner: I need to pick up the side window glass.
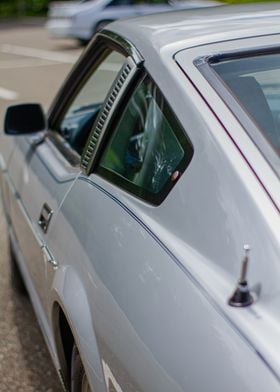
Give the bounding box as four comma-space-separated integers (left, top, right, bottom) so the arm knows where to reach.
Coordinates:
58, 51, 125, 156
97, 76, 193, 204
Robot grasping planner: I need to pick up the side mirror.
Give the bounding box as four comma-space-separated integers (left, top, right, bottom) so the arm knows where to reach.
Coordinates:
4, 103, 46, 135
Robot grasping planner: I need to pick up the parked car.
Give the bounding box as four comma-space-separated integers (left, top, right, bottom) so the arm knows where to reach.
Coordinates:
46, 0, 219, 43
1, 4, 280, 392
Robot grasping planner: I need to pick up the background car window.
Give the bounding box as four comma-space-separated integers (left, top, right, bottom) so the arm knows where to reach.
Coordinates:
107, 0, 168, 5
59, 51, 125, 156
97, 75, 193, 203
107, 0, 132, 6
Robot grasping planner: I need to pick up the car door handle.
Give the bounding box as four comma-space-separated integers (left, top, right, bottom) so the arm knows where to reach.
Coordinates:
38, 203, 53, 233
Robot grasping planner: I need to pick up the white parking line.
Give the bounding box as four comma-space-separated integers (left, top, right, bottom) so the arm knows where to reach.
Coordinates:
0, 87, 18, 100
1, 44, 79, 64
0, 44, 121, 71
0, 59, 58, 69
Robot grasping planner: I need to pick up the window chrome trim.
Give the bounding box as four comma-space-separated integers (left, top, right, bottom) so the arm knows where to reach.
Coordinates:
193, 48, 280, 177
47, 30, 144, 170
48, 31, 144, 130
97, 30, 144, 66
81, 56, 141, 174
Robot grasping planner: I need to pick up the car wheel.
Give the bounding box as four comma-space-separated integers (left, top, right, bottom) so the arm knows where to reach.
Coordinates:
71, 343, 92, 392
9, 238, 27, 295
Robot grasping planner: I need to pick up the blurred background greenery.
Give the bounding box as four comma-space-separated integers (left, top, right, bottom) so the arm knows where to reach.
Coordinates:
0, 0, 50, 17
0, 0, 278, 17
222, 0, 279, 3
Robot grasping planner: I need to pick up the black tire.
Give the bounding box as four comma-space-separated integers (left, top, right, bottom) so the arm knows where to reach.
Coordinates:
71, 344, 92, 392
9, 238, 27, 295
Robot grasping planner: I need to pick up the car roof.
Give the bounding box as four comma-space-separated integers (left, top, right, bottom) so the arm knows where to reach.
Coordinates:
109, 3, 280, 54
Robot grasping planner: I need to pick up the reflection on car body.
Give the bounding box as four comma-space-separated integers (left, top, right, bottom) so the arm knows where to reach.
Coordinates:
1, 4, 280, 392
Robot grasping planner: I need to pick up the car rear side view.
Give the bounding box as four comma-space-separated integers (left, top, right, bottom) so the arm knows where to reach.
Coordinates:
1, 4, 280, 392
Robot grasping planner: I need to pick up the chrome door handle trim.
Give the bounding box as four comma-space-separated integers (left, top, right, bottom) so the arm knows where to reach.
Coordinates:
38, 203, 53, 233
42, 246, 58, 268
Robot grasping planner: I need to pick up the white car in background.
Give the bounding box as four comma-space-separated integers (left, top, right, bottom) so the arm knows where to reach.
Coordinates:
46, 0, 219, 44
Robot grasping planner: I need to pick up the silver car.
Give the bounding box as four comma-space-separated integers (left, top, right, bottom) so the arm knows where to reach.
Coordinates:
1, 4, 280, 392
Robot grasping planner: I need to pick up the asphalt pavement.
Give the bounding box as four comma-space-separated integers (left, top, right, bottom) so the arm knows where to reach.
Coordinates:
0, 19, 83, 391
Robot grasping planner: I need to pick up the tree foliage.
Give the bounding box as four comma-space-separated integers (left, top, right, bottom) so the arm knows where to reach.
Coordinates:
0, 0, 58, 17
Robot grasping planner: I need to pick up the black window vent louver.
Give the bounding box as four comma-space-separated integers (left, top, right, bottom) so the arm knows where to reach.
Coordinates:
81, 58, 136, 173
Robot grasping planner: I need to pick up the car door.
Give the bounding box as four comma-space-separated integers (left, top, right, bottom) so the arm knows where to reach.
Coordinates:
6, 36, 129, 324
45, 65, 198, 391
7, 120, 82, 340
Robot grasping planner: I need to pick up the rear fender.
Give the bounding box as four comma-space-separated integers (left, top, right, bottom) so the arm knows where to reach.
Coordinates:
51, 266, 107, 392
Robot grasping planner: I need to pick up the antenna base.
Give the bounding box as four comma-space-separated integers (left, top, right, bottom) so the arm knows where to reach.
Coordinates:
228, 281, 254, 307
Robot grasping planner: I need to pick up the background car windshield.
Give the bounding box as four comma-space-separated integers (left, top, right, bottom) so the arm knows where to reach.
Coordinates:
210, 53, 280, 162
108, 0, 169, 5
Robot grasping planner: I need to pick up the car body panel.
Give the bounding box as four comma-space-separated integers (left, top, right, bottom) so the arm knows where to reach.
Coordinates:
6, 134, 78, 312
46, 173, 280, 392
50, 265, 107, 392
7, 222, 61, 371
0, 134, 17, 219
1, 5, 280, 392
